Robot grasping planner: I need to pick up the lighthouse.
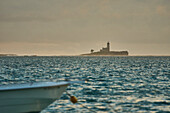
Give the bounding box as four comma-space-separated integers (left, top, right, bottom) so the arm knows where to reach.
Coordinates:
81, 41, 129, 56
107, 42, 110, 52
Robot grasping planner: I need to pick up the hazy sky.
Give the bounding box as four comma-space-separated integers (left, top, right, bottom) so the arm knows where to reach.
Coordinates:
0, 0, 170, 55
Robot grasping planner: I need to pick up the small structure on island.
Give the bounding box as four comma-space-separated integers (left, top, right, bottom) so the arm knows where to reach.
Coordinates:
91, 49, 94, 53
81, 42, 129, 56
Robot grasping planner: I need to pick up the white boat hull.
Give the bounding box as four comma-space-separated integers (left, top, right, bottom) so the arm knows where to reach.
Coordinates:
0, 82, 69, 113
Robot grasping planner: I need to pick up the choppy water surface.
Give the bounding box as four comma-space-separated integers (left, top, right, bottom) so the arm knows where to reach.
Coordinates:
0, 56, 169, 112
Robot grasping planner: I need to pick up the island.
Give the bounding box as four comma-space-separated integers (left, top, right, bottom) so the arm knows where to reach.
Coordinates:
81, 42, 129, 56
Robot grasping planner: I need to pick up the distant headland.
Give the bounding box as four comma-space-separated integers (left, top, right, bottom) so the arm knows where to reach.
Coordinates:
0, 54, 17, 56
81, 42, 129, 56
0, 54, 37, 57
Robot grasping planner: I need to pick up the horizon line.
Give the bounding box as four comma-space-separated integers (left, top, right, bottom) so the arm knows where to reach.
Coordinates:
0, 53, 170, 57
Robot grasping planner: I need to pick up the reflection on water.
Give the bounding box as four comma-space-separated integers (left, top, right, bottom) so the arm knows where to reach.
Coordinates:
0, 56, 169, 112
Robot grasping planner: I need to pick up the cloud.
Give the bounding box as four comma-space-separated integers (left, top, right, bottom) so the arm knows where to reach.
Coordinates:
156, 5, 169, 16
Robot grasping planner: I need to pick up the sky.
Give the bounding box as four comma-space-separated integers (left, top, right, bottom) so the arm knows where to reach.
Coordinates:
0, 0, 170, 56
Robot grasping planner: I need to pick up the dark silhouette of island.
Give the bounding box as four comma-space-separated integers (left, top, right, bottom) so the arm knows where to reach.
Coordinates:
81, 42, 129, 56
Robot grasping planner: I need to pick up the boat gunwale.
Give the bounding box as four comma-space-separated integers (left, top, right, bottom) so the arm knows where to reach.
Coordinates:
0, 81, 70, 92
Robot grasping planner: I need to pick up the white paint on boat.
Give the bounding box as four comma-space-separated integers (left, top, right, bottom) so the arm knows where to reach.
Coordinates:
0, 81, 70, 113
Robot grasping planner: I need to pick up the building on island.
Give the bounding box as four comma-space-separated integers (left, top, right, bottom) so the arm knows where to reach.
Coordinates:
81, 42, 129, 56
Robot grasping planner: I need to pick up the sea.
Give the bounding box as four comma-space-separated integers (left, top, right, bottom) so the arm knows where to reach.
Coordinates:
0, 56, 169, 113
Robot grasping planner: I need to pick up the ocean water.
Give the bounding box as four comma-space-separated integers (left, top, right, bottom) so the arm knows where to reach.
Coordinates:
0, 56, 169, 113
